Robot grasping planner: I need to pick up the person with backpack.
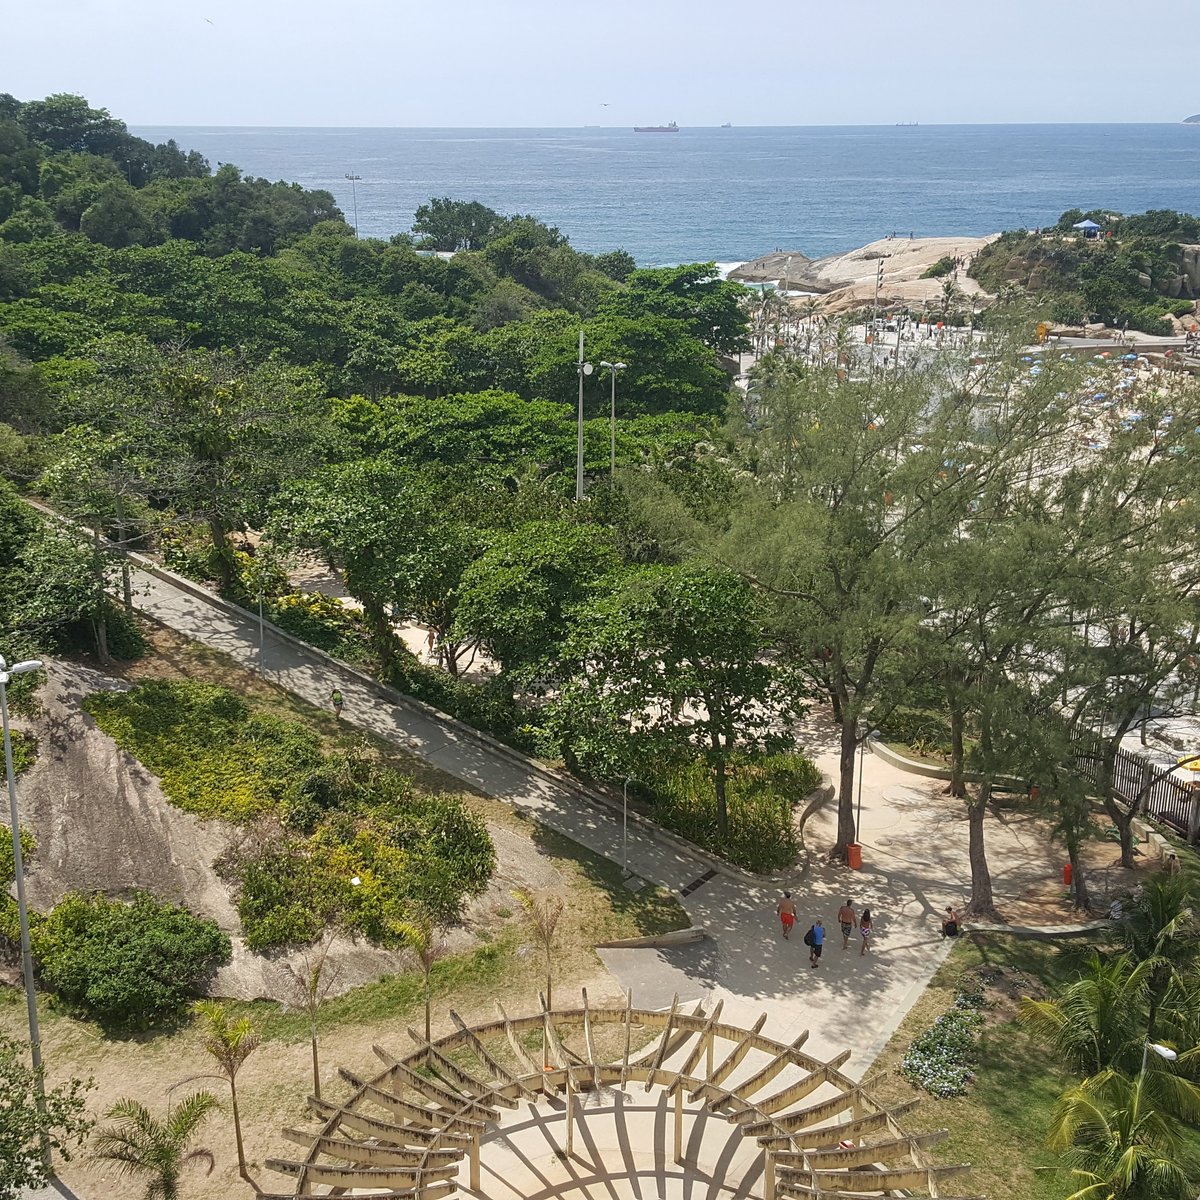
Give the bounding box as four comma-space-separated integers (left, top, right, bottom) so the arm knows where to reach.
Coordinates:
804, 918, 825, 968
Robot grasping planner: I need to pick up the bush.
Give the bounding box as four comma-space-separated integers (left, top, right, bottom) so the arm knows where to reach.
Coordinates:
642, 752, 820, 871
263, 591, 372, 663
7, 730, 36, 774
900, 987, 985, 1097
222, 787, 495, 951
880, 707, 953, 757
383, 654, 535, 752
33, 891, 230, 1028
84, 679, 324, 821
921, 256, 956, 279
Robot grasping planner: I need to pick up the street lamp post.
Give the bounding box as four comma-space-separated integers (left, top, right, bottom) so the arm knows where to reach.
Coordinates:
1, 653, 50, 1171
575, 329, 593, 501
598, 361, 627, 474
344, 173, 362, 237
1141, 1041, 1177, 1074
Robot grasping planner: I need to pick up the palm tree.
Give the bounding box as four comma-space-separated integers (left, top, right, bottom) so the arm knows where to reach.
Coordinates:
194, 1000, 260, 1187
1020, 952, 1150, 1076
91, 1092, 219, 1200
1117, 874, 1199, 1037
394, 911, 447, 1055
515, 887, 564, 1010
1047, 1067, 1200, 1200
283, 932, 342, 1101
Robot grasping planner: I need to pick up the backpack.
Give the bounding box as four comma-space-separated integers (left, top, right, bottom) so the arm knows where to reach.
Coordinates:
802, 926, 815, 947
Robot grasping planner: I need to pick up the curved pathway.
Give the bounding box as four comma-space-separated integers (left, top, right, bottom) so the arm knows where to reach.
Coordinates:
124, 562, 1067, 1079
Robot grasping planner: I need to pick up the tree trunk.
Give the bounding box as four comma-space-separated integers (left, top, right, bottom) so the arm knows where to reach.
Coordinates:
92, 524, 111, 665
966, 785, 999, 919
948, 700, 967, 798
115, 496, 133, 612
713, 742, 729, 837
230, 1080, 248, 1179
424, 970, 432, 1057
832, 715, 858, 861
207, 515, 237, 596
1068, 840, 1091, 911
362, 595, 397, 670
310, 1026, 321, 1100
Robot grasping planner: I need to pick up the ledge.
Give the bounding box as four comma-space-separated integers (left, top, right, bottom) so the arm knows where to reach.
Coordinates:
595, 926, 708, 949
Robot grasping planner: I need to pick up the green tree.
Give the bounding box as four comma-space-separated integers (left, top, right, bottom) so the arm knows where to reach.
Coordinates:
0, 1035, 93, 1200
394, 911, 447, 1054
552, 563, 800, 835
412, 197, 507, 251
454, 520, 619, 677
90, 1092, 219, 1200
193, 1001, 260, 1187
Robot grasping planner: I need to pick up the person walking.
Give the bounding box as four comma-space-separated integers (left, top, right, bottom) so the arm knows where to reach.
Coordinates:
809, 918, 825, 968
776, 891, 797, 939
330, 687, 344, 721
859, 908, 873, 956
837, 899, 858, 949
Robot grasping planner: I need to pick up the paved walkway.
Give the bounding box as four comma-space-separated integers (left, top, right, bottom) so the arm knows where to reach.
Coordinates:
126, 565, 1066, 1080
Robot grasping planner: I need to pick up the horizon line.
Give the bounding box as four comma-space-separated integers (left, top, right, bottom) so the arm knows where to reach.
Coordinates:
127, 119, 1200, 131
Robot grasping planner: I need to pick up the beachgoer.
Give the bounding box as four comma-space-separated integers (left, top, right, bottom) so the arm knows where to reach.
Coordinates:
809, 918, 825, 968
1166, 853, 1181, 876
330, 688, 343, 720
837, 899, 858, 949
776, 891, 797, 939
426, 627, 436, 657
859, 908, 873, 955
941, 907, 959, 939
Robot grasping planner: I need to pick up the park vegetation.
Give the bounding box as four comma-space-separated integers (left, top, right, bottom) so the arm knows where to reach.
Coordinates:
970, 208, 1200, 334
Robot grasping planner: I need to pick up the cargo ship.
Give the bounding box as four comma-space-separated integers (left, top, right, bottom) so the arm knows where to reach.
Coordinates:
634, 121, 678, 133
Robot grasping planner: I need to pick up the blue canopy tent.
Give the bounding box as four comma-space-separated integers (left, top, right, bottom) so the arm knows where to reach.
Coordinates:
1073, 218, 1102, 238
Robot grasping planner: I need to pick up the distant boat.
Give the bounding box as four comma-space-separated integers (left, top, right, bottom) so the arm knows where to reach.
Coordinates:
721, 122, 732, 128
634, 121, 679, 133
895, 121, 919, 127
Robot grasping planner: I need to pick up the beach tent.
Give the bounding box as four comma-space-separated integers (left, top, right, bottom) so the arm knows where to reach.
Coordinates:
1073, 219, 1102, 238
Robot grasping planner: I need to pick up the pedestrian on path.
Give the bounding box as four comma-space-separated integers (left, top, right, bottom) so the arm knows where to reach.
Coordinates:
808, 919, 824, 968
859, 908, 873, 956
330, 687, 344, 721
776, 890, 797, 939
837, 899, 858, 949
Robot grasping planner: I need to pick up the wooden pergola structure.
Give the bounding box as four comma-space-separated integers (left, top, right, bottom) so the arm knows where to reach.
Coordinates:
265, 992, 974, 1200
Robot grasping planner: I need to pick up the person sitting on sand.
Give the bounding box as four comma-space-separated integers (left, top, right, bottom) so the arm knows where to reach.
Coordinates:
941, 907, 959, 939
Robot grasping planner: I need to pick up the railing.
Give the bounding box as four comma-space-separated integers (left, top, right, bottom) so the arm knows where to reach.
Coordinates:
1074, 737, 1199, 842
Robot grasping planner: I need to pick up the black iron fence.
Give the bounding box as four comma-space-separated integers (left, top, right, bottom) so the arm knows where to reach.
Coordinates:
1074, 737, 1199, 842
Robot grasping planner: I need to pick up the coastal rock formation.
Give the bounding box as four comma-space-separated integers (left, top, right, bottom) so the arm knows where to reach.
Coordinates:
731, 234, 999, 312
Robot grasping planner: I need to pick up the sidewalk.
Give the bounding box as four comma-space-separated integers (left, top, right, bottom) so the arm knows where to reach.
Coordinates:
125, 565, 1065, 1079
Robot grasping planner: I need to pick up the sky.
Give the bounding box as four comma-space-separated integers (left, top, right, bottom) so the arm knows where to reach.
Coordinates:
5, 0, 1200, 127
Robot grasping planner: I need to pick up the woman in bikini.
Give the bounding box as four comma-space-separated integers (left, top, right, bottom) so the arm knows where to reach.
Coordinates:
859, 908, 873, 956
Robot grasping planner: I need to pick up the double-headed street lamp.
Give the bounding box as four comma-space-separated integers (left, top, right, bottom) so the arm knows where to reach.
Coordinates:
1, 652, 50, 1170
598, 361, 627, 474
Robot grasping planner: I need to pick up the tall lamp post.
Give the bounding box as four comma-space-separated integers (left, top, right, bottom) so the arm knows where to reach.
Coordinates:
344, 173, 362, 237
1, 653, 50, 1170
598, 361, 626, 474
575, 329, 593, 501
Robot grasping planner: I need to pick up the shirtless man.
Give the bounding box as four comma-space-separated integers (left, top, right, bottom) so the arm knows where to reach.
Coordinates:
837, 899, 858, 949
776, 891, 797, 940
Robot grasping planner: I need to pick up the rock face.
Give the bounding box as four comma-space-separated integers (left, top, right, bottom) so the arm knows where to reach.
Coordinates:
731, 234, 999, 311
1184, 114, 1200, 123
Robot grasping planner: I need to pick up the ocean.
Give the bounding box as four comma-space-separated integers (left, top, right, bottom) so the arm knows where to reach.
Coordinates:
132, 123, 1200, 266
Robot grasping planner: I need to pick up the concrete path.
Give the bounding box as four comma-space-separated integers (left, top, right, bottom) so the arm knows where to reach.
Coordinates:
123, 564, 1066, 1080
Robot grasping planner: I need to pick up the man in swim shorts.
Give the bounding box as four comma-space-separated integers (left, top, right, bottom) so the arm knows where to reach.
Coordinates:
776, 890, 797, 939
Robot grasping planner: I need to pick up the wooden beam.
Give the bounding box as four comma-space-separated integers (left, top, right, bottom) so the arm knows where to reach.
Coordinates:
306, 1097, 470, 1147
265, 1157, 457, 1188
775, 1130, 948, 1169
644, 994, 679, 1092
495, 1001, 538, 1075
449, 1009, 535, 1098
736, 1031, 812, 1099
670, 998, 725, 1095
278, 1129, 461, 1169
777, 1164, 972, 1193
695, 1013, 768, 1098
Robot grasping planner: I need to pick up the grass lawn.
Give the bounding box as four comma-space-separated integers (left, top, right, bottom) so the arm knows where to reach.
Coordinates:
861, 932, 1090, 1200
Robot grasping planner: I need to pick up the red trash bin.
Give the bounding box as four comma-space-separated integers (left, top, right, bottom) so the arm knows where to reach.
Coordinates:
847, 843, 863, 871
1062, 862, 1072, 886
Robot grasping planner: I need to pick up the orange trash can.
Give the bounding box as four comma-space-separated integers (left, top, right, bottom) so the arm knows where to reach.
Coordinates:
847, 843, 863, 871
1062, 862, 1072, 886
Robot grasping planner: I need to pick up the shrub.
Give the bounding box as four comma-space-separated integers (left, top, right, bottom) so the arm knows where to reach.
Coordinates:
383, 654, 534, 752
84, 679, 324, 821
921, 256, 956, 279
7, 730, 36, 774
900, 985, 986, 1097
33, 891, 230, 1028
261, 590, 373, 664
880, 707, 953, 756
641, 752, 820, 871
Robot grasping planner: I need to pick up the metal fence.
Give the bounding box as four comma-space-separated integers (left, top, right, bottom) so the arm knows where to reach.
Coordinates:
1074, 738, 1199, 842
